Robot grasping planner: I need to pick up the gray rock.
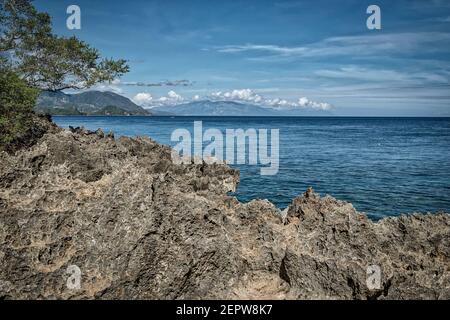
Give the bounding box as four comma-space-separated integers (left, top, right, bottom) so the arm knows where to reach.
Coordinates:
0, 123, 448, 300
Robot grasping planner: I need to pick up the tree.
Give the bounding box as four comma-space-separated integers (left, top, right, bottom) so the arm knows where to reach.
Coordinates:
0, 0, 129, 91
0, 0, 129, 151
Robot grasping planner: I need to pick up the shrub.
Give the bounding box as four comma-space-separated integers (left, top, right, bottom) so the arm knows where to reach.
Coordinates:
0, 65, 39, 149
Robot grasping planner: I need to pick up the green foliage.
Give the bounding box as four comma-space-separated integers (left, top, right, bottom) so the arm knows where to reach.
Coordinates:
0, 0, 129, 91
0, 64, 38, 113
0, 0, 52, 52
0, 0, 130, 150
0, 64, 39, 148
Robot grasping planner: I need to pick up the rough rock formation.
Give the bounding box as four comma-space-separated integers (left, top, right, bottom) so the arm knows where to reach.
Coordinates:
0, 122, 449, 299
0, 114, 57, 154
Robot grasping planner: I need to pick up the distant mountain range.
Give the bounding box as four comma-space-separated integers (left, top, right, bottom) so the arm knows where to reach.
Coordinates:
35, 91, 332, 117
150, 100, 277, 116
35, 91, 151, 116
151, 100, 333, 116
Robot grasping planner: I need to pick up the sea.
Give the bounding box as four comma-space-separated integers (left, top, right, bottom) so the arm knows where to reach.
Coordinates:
53, 116, 450, 220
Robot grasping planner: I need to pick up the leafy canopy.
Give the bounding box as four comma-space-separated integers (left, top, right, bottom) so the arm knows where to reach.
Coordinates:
0, 0, 129, 91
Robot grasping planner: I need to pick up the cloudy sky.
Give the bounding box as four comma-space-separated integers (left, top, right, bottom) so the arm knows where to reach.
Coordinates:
36, 0, 450, 116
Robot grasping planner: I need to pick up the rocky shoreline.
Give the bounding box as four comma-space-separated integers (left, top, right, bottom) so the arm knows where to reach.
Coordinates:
0, 119, 449, 299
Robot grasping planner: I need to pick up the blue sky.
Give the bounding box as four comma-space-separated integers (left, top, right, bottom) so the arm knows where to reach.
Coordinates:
35, 0, 450, 116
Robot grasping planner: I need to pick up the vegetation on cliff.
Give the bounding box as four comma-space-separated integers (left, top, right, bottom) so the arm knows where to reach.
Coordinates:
0, 63, 39, 148
0, 0, 129, 151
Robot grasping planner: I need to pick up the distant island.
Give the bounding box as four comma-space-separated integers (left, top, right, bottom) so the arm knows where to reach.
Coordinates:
151, 100, 279, 116
151, 100, 333, 116
35, 91, 151, 116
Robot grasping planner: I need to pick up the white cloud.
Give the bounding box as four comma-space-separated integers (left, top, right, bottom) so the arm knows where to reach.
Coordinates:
265, 98, 296, 108
297, 97, 333, 111
132, 92, 153, 105
210, 89, 263, 104
115, 79, 194, 87
315, 67, 409, 82
132, 88, 332, 112
167, 90, 183, 101
133, 91, 185, 108
88, 79, 123, 94
265, 97, 332, 111
433, 16, 450, 22
210, 89, 332, 111
314, 66, 449, 85
213, 32, 450, 59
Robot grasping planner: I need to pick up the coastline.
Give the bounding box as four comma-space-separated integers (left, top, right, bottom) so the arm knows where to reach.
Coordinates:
51, 114, 450, 118
0, 118, 449, 299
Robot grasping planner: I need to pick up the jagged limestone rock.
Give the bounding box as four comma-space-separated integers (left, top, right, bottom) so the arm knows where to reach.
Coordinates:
0, 122, 449, 299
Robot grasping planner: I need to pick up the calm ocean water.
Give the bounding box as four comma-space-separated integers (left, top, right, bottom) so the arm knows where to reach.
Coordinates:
53, 116, 450, 219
